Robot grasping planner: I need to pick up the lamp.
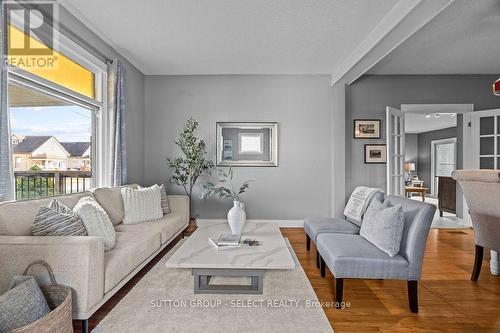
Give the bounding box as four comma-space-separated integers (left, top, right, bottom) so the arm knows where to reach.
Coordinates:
494, 78, 500, 96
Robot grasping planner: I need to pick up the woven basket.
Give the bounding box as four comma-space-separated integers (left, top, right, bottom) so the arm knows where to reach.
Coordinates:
11, 260, 73, 333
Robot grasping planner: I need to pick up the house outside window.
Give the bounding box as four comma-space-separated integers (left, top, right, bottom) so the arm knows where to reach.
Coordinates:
6, 6, 107, 200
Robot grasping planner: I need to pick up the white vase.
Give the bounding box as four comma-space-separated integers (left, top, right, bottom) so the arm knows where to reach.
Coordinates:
228, 200, 246, 234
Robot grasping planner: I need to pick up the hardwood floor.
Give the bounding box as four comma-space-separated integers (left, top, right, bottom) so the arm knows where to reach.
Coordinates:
73, 229, 500, 333
282, 228, 500, 333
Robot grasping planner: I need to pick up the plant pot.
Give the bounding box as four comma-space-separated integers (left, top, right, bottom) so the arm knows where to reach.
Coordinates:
228, 201, 246, 234
183, 218, 198, 237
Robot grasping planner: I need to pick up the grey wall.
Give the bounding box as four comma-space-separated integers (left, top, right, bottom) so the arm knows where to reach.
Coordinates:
59, 6, 146, 184
405, 134, 418, 167
346, 75, 500, 197
144, 75, 333, 219
416, 126, 457, 191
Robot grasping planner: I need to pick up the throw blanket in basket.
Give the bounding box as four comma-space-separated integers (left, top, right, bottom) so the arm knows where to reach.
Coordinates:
344, 186, 384, 225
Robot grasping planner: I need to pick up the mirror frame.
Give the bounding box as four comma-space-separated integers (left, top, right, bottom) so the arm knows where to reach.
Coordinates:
216, 122, 278, 167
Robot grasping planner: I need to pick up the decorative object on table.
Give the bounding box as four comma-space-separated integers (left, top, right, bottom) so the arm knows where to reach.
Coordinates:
243, 238, 260, 246
354, 119, 381, 139
216, 122, 278, 167
404, 162, 416, 183
364, 144, 387, 164
201, 165, 253, 234
208, 233, 242, 250
3, 260, 73, 333
168, 117, 214, 224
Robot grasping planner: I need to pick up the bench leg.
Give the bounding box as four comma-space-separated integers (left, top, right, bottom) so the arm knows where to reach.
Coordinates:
316, 249, 320, 269
335, 278, 344, 308
306, 234, 311, 251
471, 245, 484, 281
320, 256, 326, 277
407, 280, 418, 313
82, 319, 89, 333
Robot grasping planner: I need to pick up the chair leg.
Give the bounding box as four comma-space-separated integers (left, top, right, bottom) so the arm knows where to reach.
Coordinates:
407, 280, 418, 313
471, 245, 484, 281
82, 319, 89, 333
306, 234, 311, 251
316, 249, 320, 269
320, 256, 326, 277
335, 278, 344, 308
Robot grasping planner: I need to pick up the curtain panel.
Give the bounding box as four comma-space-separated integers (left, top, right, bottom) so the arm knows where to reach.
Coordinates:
108, 59, 127, 186
0, 0, 15, 202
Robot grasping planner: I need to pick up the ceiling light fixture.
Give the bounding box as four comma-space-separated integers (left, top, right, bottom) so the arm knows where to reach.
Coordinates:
494, 78, 500, 96
450, 113, 456, 117
434, 113, 441, 118
425, 114, 431, 118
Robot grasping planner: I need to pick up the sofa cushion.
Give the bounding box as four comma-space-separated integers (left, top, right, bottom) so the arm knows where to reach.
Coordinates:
74, 197, 116, 251
304, 217, 360, 241
93, 185, 137, 226
121, 185, 163, 224
115, 214, 185, 244
104, 231, 161, 293
0, 192, 94, 236
316, 233, 409, 279
32, 200, 87, 236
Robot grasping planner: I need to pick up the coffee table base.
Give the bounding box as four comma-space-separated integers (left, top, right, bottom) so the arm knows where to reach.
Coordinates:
193, 268, 264, 294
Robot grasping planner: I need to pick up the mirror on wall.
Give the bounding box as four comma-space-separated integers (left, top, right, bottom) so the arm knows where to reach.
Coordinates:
216, 122, 278, 167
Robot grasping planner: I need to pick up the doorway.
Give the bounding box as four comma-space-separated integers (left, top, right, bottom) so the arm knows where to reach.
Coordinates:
431, 138, 457, 197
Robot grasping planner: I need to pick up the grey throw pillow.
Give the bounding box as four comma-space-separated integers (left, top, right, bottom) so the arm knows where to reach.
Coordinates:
32, 199, 87, 236
0, 276, 50, 331
360, 198, 404, 257
159, 184, 171, 214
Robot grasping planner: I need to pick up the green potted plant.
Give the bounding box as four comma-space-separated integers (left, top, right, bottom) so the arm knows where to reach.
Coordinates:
168, 118, 213, 234
201, 165, 253, 234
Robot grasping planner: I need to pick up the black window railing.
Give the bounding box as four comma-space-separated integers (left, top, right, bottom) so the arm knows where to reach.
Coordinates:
14, 171, 92, 200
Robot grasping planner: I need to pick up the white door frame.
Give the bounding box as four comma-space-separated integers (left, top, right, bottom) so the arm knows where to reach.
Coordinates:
430, 137, 457, 197
386, 106, 405, 196
400, 104, 473, 226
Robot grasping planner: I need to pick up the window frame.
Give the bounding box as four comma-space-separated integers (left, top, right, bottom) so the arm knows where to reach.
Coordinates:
7, 29, 108, 189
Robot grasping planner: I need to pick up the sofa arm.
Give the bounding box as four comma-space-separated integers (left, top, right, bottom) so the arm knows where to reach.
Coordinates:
167, 195, 190, 226
0, 236, 104, 318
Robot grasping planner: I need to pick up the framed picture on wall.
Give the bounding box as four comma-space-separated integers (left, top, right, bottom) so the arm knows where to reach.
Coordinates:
354, 119, 381, 139
364, 144, 387, 164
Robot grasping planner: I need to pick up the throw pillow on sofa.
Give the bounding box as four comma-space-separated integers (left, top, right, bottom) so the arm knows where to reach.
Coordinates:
0, 276, 50, 331
138, 184, 171, 214
32, 199, 87, 236
73, 196, 116, 251
121, 185, 163, 224
360, 198, 404, 257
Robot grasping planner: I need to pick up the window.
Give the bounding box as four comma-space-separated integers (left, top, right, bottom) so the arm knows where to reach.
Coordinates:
6, 13, 107, 200
239, 133, 264, 154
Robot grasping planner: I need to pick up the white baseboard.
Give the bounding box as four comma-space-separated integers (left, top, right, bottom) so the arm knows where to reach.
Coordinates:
196, 219, 304, 228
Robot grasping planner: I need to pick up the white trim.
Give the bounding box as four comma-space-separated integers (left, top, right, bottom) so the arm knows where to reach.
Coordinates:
401, 104, 473, 114
331, 0, 455, 85
196, 219, 304, 228
430, 137, 457, 197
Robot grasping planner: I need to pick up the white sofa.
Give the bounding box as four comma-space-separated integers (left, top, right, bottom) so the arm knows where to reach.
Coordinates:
0, 186, 189, 326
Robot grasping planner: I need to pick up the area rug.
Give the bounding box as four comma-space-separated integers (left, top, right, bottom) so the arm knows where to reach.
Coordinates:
93, 239, 333, 333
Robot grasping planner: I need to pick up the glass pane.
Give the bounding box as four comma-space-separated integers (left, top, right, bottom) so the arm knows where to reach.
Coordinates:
480, 157, 494, 169
7, 25, 95, 99
391, 115, 395, 135
480, 137, 494, 155
480, 116, 494, 135
9, 83, 93, 200
435, 142, 456, 177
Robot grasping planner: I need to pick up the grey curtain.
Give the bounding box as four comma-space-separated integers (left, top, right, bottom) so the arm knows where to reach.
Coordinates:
108, 59, 127, 186
0, 0, 14, 202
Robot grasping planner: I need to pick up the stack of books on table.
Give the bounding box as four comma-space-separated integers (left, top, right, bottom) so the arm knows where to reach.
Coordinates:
208, 233, 241, 250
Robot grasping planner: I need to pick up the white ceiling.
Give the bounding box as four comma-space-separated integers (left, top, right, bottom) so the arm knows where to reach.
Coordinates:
369, 0, 500, 74
405, 113, 457, 134
60, 0, 398, 75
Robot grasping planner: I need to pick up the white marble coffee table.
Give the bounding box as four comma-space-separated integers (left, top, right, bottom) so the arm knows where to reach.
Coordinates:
165, 222, 296, 294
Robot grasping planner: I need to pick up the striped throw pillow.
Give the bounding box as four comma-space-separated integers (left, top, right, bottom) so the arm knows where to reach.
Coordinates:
121, 185, 163, 224
139, 184, 170, 214
32, 199, 87, 236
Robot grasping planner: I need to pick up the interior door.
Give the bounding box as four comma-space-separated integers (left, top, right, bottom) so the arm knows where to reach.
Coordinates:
386, 106, 405, 196
471, 109, 500, 169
